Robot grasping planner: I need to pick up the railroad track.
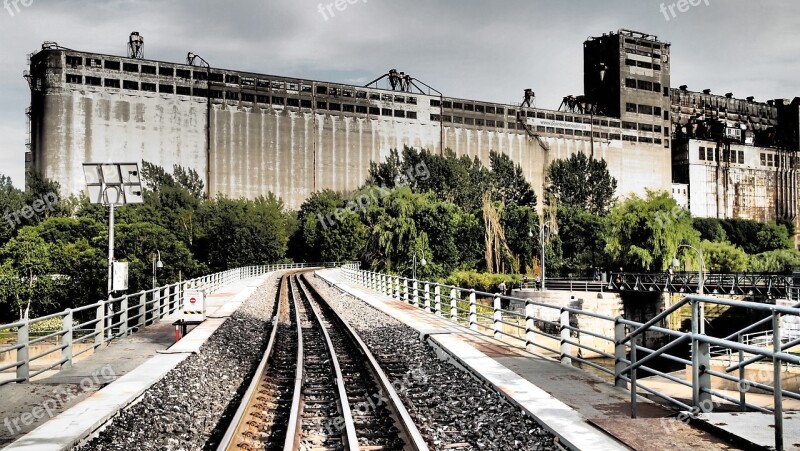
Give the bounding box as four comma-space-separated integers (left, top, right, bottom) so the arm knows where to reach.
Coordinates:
217, 271, 428, 451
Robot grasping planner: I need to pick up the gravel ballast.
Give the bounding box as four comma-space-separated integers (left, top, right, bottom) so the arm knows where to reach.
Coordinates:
76, 275, 281, 451
305, 274, 558, 451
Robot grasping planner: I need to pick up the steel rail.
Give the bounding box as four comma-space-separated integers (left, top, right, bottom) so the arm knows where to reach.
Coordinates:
216, 273, 293, 451
300, 274, 430, 451
294, 275, 360, 451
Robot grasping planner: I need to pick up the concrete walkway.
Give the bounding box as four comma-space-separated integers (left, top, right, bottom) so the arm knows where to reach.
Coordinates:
317, 269, 745, 451
0, 275, 268, 451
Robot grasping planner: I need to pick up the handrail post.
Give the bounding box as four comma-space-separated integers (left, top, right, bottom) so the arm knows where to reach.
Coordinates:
450, 287, 458, 322
424, 282, 431, 312
493, 294, 502, 340
62, 309, 73, 369
738, 333, 746, 412
404, 279, 410, 304
95, 301, 105, 349
614, 319, 628, 389
120, 296, 128, 337
560, 309, 572, 365
526, 301, 537, 353
412, 280, 419, 307
434, 285, 442, 316
394, 276, 400, 299
773, 311, 784, 451
630, 339, 638, 418
139, 293, 147, 329
16, 319, 29, 383
469, 290, 477, 330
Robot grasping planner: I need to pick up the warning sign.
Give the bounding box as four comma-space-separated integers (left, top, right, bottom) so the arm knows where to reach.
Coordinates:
183, 290, 206, 322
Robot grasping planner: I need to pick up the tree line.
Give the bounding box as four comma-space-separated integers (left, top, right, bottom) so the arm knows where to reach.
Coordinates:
1, 148, 798, 322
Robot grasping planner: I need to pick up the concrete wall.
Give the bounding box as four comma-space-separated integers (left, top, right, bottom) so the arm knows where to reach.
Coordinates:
674, 139, 799, 222
30, 50, 672, 211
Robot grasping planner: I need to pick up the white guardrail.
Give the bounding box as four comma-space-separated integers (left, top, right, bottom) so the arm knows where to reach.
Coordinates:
0, 263, 355, 386
341, 267, 800, 451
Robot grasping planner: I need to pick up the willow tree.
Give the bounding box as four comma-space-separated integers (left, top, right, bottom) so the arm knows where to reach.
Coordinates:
483, 196, 517, 274
604, 190, 700, 271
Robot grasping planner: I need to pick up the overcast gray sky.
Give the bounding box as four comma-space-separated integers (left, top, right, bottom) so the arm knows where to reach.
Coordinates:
1, 0, 798, 187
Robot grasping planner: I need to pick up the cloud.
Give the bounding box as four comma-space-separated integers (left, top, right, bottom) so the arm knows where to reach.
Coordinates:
0, 0, 797, 187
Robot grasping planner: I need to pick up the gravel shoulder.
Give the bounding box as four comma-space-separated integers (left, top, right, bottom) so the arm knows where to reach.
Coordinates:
75, 275, 281, 451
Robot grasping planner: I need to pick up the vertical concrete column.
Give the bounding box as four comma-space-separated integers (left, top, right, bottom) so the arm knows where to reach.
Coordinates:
120, 296, 128, 337
450, 287, 458, 321
424, 283, 431, 312
560, 309, 572, 365
525, 302, 537, 353
394, 276, 400, 299
412, 280, 419, 307
16, 320, 29, 382
493, 294, 502, 340
434, 285, 442, 316
469, 290, 477, 330
614, 319, 627, 389
62, 309, 73, 369
403, 279, 410, 304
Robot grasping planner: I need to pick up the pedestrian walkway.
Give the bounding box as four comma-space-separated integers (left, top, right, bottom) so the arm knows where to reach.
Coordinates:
0, 275, 267, 451
317, 269, 745, 451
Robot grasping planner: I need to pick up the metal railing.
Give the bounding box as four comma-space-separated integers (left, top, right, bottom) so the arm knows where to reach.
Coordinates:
0, 263, 340, 386
341, 267, 800, 451
608, 272, 792, 297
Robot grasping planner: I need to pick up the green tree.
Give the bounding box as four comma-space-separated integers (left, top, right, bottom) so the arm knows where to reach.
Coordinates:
0, 228, 55, 319
699, 240, 748, 273
693, 218, 727, 242
604, 190, 700, 271
756, 222, 792, 253
500, 203, 539, 274
0, 173, 27, 246
749, 249, 800, 274
545, 153, 617, 214
555, 205, 607, 277
196, 194, 291, 271
489, 151, 537, 209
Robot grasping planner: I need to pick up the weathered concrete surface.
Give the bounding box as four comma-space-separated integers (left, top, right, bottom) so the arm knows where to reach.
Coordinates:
30, 50, 672, 211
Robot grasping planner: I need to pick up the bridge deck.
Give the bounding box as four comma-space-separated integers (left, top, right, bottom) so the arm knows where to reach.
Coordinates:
318, 269, 747, 451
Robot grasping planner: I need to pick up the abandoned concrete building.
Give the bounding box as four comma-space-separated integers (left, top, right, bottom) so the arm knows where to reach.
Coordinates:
23, 29, 800, 229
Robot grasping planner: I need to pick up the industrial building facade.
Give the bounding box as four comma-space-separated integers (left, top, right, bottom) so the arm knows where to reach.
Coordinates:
23, 29, 799, 225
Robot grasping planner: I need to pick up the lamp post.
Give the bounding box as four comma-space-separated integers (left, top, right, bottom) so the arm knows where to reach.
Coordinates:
413, 250, 427, 280
672, 244, 706, 333
152, 250, 163, 290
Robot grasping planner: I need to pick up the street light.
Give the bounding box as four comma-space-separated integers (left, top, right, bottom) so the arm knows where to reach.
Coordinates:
672, 244, 706, 333
413, 250, 427, 280
152, 250, 163, 289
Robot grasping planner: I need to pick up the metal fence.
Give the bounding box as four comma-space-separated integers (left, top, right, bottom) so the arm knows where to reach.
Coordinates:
0, 263, 352, 386
341, 268, 800, 450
